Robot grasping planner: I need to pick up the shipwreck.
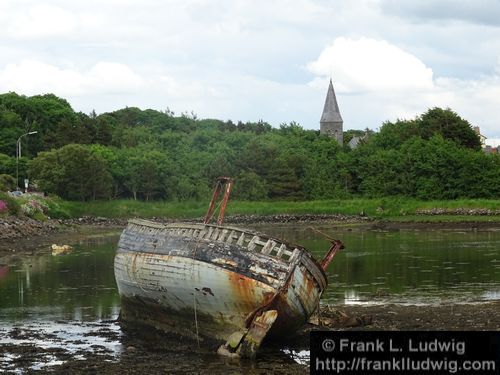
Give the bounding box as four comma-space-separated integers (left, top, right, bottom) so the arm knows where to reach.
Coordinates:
114, 177, 344, 358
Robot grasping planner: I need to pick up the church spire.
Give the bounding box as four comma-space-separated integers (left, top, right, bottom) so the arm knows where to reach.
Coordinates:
321, 78, 342, 123
320, 78, 343, 144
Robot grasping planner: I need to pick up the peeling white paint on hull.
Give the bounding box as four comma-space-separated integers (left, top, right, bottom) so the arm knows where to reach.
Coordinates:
114, 219, 330, 348
115, 252, 277, 341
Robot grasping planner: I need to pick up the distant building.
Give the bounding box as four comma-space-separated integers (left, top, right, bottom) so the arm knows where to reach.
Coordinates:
347, 129, 371, 149
483, 145, 499, 154
320, 78, 343, 144
474, 126, 487, 148
348, 136, 361, 149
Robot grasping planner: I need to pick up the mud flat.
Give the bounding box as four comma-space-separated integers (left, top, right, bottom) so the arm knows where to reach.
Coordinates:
2, 302, 499, 374
315, 302, 500, 331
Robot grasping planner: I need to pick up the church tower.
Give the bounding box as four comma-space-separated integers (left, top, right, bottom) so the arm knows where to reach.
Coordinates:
320, 78, 343, 144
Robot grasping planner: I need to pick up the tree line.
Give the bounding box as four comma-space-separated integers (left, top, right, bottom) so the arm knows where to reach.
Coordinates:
0, 92, 498, 201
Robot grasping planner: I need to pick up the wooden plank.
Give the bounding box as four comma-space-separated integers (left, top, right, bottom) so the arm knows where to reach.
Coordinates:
275, 244, 288, 258
247, 236, 259, 251
253, 239, 267, 246
218, 229, 228, 242
289, 248, 301, 264
236, 233, 245, 246
211, 228, 220, 240
261, 240, 276, 255
226, 230, 236, 244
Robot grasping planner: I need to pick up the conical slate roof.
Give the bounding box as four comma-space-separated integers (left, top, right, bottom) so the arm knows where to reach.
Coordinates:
320, 79, 342, 123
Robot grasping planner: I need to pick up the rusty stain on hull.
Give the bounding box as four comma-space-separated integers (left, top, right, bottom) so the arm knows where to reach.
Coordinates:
115, 218, 343, 358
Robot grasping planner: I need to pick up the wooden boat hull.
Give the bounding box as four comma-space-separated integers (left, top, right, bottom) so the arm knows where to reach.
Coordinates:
114, 219, 329, 351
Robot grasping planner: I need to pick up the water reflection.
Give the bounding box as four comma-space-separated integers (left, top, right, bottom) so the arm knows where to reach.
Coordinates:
0, 235, 121, 322
482, 290, 500, 300
251, 224, 500, 305
2, 227, 499, 315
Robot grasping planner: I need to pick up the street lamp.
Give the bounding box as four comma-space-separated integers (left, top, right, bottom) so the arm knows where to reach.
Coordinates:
16, 131, 37, 191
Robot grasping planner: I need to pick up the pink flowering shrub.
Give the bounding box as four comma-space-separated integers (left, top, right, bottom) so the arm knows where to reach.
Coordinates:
0, 193, 20, 215
0, 200, 7, 213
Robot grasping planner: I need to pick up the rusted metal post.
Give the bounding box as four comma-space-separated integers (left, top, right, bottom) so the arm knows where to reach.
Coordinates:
204, 177, 233, 225
217, 179, 233, 226
319, 239, 344, 271
204, 180, 222, 224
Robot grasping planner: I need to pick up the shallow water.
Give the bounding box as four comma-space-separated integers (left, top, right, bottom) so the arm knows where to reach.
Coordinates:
255, 224, 500, 306
1, 224, 499, 372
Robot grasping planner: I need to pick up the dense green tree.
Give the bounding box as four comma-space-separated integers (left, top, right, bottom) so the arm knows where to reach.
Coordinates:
400, 136, 462, 199
372, 120, 419, 149
233, 171, 268, 200
1, 91, 497, 202
0, 110, 24, 156
0, 174, 15, 191
373, 108, 481, 151
90, 145, 124, 198
0, 153, 16, 176
29, 144, 112, 200
418, 108, 481, 150
356, 148, 405, 197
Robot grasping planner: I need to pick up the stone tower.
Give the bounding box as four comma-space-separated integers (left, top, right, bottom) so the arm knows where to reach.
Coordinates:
320, 78, 343, 144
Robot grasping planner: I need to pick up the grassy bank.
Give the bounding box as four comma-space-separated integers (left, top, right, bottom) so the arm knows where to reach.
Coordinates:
57, 198, 500, 221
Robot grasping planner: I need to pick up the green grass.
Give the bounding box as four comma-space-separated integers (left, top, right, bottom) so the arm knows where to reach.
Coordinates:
57, 198, 500, 221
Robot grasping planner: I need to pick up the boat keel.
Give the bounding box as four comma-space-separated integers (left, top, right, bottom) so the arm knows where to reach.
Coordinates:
217, 309, 278, 359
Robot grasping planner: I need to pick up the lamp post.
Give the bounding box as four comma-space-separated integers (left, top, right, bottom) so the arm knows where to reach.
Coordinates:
16, 131, 37, 191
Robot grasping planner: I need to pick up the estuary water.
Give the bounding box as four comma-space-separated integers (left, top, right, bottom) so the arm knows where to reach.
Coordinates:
1, 224, 499, 372
258, 224, 500, 306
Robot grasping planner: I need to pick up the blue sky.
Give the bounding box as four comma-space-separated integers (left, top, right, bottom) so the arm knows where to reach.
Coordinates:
1, 0, 499, 144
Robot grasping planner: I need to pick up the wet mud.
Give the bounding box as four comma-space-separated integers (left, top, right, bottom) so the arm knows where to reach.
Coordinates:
2, 302, 499, 374
1, 319, 306, 374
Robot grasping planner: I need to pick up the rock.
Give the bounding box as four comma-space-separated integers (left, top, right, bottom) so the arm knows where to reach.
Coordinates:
416, 208, 500, 216
310, 306, 373, 329
1, 216, 61, 242
51, 244, 73, 256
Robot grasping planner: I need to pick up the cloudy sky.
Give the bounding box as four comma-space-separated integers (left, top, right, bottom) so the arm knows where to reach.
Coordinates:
1, 0, 499, 144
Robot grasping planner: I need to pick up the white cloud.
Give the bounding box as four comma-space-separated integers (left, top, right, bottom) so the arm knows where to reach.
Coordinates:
0, 60, 144, 97
5, 5, 77, 39
431, 72, 500, 135
380, 0, 500, 26
307, 37, 434, 92
85, 62, 144, 93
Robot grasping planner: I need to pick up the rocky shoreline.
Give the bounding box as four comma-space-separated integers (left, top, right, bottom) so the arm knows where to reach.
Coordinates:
3, 211, 500, 248
416, 208, 500, 215
0, 216, 61, 241
0, 213, 369, 242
